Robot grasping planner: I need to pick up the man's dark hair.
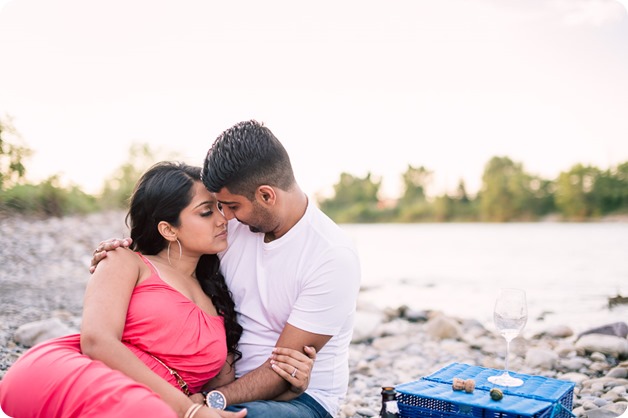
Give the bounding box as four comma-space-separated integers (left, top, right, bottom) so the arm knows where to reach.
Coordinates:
202, 120, 296, 200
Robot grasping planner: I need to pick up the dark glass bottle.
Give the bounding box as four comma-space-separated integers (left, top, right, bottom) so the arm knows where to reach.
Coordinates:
379, 386, 400, 418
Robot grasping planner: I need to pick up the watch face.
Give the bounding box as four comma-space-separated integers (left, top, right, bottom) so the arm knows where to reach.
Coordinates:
206, 391, 226, 410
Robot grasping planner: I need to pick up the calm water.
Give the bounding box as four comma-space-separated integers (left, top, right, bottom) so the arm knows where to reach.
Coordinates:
341, 222, 628, 335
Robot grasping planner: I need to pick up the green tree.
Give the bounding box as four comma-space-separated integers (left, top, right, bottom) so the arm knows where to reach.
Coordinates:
0, 117, 100, 216
454, 179, 470, 203
554, 164, 601, 220
592, 163, 628, 215
1, 175, 99, 216
433, 194, 454, 222
0, 117, 31, 191
527, 177, 556, 217
100, 143, 159, 209
615, 162, 628, 212
399, 165, 431, 204
396, 165, 433, 222
449, 179, 479, 221
318, 172, 381, 223
478, 156, 536, 221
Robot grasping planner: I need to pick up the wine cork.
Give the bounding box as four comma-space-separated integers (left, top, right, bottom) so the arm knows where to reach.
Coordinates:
463, 379, 475, 393
452, 378, 475, 393
452, 378, 466, 391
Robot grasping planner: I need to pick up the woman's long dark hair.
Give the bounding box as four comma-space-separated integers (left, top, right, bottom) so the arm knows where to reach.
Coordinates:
125, 161, 242, 362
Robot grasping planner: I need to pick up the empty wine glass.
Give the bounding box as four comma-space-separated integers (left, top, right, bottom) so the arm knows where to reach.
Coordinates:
488, 288, 528, 387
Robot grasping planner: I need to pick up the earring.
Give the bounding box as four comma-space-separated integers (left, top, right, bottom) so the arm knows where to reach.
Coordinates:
167, 239, 182, 266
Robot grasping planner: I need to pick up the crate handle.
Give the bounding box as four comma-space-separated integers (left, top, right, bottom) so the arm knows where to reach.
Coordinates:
550, 402, 575, 418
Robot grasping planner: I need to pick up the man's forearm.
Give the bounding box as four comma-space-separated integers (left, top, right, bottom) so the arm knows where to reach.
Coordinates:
216, 359, 290, 405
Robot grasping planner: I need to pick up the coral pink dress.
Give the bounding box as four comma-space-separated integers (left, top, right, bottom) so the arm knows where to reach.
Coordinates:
0, 254, 227, 417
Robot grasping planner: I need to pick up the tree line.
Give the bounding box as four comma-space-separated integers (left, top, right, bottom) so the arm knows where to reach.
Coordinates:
0, 118, 158, 216
2, 118, 627, 221
319, 157, 628, 223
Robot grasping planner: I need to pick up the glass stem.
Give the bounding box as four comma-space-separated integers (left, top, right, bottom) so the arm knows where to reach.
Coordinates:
504, 338, 511, 375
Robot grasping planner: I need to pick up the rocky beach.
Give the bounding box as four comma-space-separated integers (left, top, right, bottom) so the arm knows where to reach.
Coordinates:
1, 211, 627, 418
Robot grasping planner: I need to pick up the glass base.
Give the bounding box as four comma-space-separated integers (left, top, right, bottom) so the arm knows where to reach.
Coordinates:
487, 372, 524, 387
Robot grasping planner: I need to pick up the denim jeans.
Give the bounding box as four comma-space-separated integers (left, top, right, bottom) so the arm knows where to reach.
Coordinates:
225, 393, 333, 418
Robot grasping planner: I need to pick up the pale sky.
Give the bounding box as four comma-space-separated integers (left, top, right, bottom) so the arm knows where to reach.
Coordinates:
1, 0, 627, 199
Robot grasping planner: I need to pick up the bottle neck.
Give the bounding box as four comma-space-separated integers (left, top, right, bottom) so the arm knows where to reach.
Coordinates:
380, 387, 399, 417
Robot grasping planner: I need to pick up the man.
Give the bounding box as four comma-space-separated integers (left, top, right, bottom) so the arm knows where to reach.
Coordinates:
93, 120, 361, 417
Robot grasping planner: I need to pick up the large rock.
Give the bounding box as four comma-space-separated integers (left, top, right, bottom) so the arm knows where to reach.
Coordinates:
559, 372, 590, 384
371, 335, 411, 352
352, 310, 386, 343
577, 322, 628, 340
525, 348, 559, 370
535, 324, 574, 339
575, 334, 628, 359
606, 367, 628, 379
585, 403, 627, 418
13, 317, 77, 347
424, 315, 462, 340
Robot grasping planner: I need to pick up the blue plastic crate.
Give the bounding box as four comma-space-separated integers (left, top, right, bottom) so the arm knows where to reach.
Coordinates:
396, 363, 575, 418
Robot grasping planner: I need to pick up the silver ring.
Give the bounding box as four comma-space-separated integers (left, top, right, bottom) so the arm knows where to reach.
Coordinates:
291, 367, 297, 378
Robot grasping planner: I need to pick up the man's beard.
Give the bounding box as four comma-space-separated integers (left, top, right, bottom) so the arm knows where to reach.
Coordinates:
246, 202, 274, 234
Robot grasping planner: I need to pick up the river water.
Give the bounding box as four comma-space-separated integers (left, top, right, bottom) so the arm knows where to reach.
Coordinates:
341, 222, 628, 335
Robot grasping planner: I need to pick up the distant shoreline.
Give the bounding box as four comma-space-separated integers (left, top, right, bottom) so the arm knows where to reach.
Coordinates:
1, 208, 628, 223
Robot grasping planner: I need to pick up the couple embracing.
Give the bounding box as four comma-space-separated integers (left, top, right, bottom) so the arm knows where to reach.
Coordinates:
0, 120, 361, 418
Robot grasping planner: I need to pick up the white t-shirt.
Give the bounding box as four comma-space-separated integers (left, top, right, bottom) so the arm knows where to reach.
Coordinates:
218, 199, 361, 415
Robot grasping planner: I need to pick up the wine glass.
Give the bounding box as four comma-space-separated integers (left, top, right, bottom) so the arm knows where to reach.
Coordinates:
488, 287, 528, 387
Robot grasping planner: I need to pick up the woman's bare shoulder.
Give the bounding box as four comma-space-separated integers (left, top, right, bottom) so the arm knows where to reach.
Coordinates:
93, 247, 143, 274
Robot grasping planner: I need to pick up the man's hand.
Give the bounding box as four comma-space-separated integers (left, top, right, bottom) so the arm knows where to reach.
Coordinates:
214, 323, 330, 405
89, 238, 133, 274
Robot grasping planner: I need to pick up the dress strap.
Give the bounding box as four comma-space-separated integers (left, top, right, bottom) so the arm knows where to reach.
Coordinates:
136, 253, 162, 278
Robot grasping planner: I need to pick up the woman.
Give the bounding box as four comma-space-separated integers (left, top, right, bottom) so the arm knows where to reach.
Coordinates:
0, 162, 312, 418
